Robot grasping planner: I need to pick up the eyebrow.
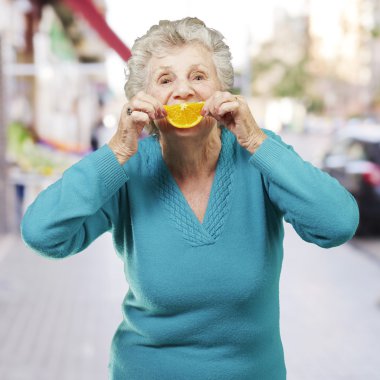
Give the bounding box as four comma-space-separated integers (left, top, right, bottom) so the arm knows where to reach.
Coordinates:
154, 65, 172, 74
188, 64, 209, 71
153, 64, 209, 76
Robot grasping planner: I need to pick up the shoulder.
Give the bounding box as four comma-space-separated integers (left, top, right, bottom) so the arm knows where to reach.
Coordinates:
222, 126, 280, 148
221, 127, 276, 161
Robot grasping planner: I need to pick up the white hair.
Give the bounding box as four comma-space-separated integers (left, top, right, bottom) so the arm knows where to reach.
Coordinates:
124, 17, 234, 100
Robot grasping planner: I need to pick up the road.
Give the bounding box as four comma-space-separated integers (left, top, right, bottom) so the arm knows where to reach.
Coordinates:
0, 130, 379, 379
0, 234, 127, 380
280, 130, 380, 379
282, 129, 380, 263
281, 223, 380, 379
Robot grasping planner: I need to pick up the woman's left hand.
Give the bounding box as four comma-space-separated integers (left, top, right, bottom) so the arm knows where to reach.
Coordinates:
201, 91, 267, 154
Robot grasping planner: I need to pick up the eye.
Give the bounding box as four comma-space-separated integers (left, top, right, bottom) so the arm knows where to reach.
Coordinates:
158, 75, 172, 85
193, 73, 205, 81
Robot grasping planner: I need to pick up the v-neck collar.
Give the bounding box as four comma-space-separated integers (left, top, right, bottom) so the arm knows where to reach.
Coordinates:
148, 127, 236, 247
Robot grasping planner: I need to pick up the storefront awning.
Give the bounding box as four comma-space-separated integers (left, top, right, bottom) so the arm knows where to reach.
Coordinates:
61, 0, 131, 61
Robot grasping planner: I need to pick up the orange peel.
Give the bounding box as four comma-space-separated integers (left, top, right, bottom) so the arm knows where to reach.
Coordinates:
163, 101, 205, 128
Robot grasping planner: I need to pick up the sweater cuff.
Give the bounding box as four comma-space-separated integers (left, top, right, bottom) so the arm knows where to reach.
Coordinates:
89, 144, 129, 194
248, 136, 287, 179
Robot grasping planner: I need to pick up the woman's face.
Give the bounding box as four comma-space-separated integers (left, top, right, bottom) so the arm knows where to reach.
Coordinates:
146, 43, 222, 134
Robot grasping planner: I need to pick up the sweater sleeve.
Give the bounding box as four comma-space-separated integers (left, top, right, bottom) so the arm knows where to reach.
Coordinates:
249, 129, 359, 248
20, 144, 129, 259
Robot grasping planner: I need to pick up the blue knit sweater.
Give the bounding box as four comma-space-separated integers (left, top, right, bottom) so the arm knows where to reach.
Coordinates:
21, 128, 359, 379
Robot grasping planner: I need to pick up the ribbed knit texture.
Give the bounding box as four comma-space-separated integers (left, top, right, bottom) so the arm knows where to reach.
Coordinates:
147, 128, 235, 246
21, 128, 359, 379
91, 143, 130, 194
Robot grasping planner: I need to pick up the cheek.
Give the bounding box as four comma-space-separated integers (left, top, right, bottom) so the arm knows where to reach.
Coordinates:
197, 81, 222, 97
151, 91, 169, 105
145, 83, 164, 100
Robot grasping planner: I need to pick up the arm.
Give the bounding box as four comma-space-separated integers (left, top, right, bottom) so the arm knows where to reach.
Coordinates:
20, 145, 129, 259
22, 93, 166, 259
249, 129, 359, 248
202, 92, 359, 247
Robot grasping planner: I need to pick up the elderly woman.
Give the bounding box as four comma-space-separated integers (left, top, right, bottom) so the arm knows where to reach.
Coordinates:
21, 17, 358, 380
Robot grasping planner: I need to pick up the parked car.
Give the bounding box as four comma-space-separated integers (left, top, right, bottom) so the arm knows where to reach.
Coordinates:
321, 125, 380, 236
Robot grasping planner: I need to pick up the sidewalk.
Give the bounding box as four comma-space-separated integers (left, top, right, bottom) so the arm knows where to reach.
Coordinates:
0, 232, 126, 380
0, 234, 16, 265
1, 225, 380, 379
280, 224, 380, 380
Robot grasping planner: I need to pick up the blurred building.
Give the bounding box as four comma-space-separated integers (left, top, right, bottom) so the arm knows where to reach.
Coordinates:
249, 9, 309, 132
0, 0, 130, 234
249, 0, 380, 128
251, 9, 309, 97
308, 0, 380, 117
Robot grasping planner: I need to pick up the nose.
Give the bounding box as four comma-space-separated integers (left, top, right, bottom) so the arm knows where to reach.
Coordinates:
172, 78, 195, 101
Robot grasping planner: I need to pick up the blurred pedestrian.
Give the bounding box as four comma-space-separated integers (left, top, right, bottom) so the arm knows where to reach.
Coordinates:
21, 17, 359, 380
90, 118, 102, 151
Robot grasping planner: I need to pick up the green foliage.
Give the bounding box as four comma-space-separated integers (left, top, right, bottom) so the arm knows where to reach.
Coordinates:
252, 55, 310, 98
305, 96, 325, 114
6, 122, 34, 159
371, 26, 380, 38
6, 121, 77, 175
50, 20, 76, 60
252, 58, 283, 79
252, 59, 281, 74
272, 58, 309, 98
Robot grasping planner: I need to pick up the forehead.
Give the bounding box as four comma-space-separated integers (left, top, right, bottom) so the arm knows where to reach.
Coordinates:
148, 44, 216, 73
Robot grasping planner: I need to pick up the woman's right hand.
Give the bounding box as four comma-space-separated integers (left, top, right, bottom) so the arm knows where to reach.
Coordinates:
108, 91, 166, 165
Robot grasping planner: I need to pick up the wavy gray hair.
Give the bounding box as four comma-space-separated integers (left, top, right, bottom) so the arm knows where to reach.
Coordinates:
123, 17, 234, 134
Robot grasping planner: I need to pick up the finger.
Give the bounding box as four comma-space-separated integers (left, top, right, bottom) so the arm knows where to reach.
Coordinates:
202, 91, 223, 114
202, 92, 235, 116
135, 91, 166, 118
217, 100, 239, 117
202, 91, 225, 108
138, 93, 166, 118
207, 97, 237, 119
121, 103, 133, 117
130, 99, 157, 120
130, 111, 150, 125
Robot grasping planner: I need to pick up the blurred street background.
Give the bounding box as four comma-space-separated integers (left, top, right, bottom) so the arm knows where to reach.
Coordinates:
1, 0, 380, 379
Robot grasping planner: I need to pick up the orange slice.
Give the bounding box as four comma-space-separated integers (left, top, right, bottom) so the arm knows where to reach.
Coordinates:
163, 102, 205, 128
